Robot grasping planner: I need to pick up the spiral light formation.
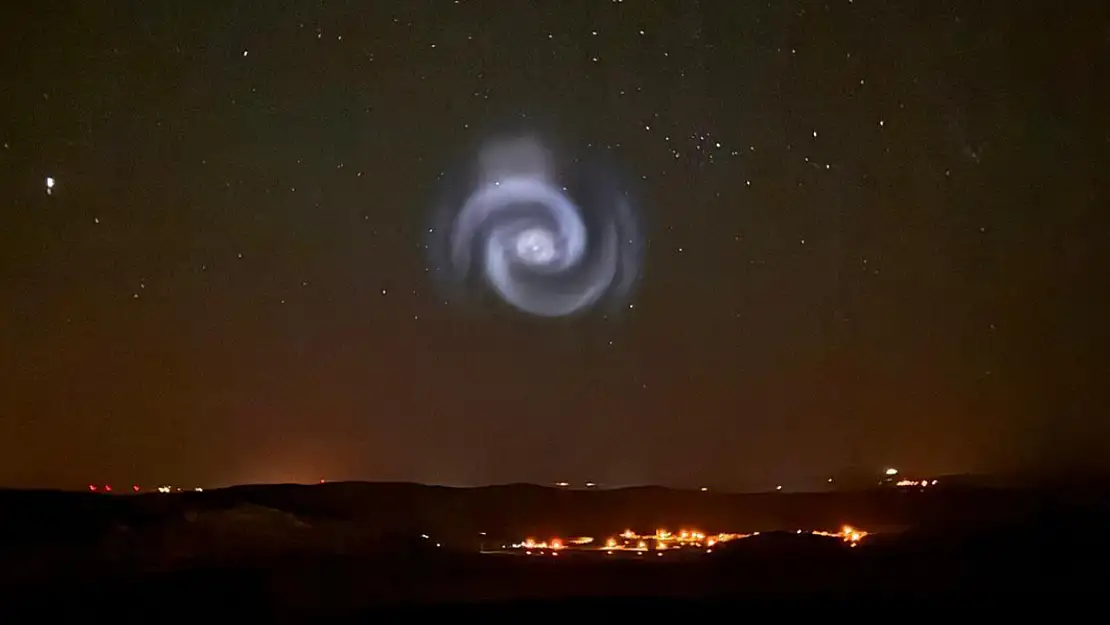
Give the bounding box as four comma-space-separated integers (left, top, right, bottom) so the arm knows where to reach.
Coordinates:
433, 136, 640, 317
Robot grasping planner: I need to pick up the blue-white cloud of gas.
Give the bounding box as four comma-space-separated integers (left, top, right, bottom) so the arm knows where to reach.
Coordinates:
427, 136, 642, 318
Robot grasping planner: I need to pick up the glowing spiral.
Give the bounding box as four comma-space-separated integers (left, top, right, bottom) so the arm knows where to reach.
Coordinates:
431, 136, 640, 317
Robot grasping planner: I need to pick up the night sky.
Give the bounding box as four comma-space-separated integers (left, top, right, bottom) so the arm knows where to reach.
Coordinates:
3, 1, 1109, 490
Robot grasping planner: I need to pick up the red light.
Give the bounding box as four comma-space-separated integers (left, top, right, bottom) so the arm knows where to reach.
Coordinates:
104, 485, 112, 492
132, 485, 140, 492
319, 478, 326, 484
88, 484, 97, 492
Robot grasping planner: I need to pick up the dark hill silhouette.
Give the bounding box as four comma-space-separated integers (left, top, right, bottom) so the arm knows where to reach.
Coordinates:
1, 479, 1108, 615
3, 480, 1105, 550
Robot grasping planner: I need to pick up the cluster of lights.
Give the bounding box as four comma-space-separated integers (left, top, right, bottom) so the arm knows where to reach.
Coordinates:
88, 484, 204, 494
552, 481, 599, 488
896, 479, 938, 488
606, 528, 744, 553
150, 485, 203, 493
509, 525, 868, 557
88, 484, 143, 493
883, 468, 940, 489
813, 525, 868, 546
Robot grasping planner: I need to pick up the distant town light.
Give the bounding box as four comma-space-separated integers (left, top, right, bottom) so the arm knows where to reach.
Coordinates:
700, 486, 709, 492
554, 481, 570, 487
885, 468, 899, 476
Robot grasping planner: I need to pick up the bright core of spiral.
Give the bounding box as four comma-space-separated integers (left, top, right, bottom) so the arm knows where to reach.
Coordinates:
431, 136, 640, 317
515, 228, 556, 266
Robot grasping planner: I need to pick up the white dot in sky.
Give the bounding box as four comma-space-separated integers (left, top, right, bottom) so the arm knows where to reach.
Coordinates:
45, 176, 55, 194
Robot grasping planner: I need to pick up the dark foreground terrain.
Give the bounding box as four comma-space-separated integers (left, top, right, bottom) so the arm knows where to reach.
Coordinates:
1, 482, 1107, 619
